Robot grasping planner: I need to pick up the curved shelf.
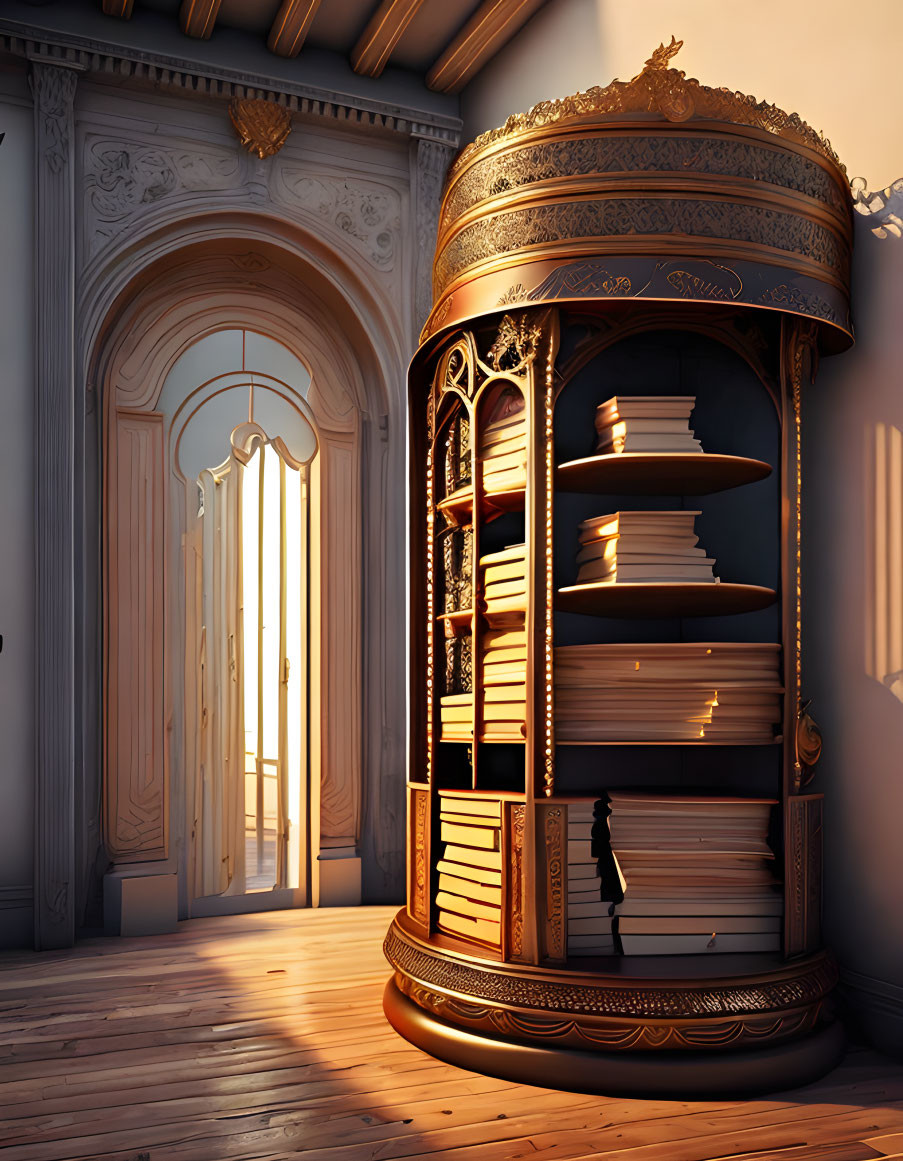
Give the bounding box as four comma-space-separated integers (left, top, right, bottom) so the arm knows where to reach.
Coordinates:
436, 485, 524, 525
556, 452, 772, 496
556, 581, 777, 618
437, 610, 472, 636
555, 737, 782, 746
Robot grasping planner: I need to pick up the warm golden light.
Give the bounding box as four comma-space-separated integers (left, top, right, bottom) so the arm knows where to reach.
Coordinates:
867, 422, 903, 702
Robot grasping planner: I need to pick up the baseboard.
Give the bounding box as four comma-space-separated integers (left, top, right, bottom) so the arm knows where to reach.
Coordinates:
0, 886, 34, 948
839, 967, 903, 1059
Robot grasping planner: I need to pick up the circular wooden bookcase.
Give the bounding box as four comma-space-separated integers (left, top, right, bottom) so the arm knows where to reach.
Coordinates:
556, 453, 772, 496
391, 39, 853, 1098
556, 581, 777, 618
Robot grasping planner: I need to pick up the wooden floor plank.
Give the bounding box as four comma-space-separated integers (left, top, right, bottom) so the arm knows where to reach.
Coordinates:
1, 907, 902, 1161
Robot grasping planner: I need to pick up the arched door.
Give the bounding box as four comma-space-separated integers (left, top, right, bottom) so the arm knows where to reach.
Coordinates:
104, 326, 340, 917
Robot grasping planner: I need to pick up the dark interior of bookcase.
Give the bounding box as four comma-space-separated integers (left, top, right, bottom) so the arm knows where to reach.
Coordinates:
552, 326, 782, 802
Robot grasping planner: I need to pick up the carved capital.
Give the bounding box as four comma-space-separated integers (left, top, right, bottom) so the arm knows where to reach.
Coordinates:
29, 61, 79, 175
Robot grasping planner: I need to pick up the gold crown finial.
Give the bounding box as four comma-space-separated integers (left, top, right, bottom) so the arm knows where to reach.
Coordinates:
642, 35, 684, 74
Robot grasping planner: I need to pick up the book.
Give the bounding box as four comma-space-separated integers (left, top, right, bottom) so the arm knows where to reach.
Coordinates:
437, 874, 502, 905
572, 510, 718, 586
442, 844, 501, 870
435, 859, 502, 888
619, 932, 780, 955
435, 891, 502, 924
439, 821, 499, 849
554, 643, 782, 743
617, 914, 781, 934
578, 511, 700, 544
440, 795, 501, 820
576, 561, 718, 583
596, 433, 703, 455
484, 560, 528, 584
480, 544, 526, 567
438, 910, 501, 944
598, 792, 784, 955
594, 396, 696, 427
615, 895, 783, 916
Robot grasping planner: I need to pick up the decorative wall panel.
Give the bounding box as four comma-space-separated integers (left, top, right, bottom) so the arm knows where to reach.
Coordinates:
104, 411, 166, 862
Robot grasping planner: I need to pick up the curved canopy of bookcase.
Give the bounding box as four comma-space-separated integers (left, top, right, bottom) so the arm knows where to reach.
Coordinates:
412, 40, 853, 375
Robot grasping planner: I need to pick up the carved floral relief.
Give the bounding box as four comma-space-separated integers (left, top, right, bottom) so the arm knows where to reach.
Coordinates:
84, 137, 241, 258
274, 170, 401, 270
82, 134, 402, 273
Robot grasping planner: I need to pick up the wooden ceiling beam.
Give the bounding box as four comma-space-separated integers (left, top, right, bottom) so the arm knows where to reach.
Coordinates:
179, 0, 223, 40
427, 0, 547, 93
268, 0, 324, 58
350, 0, 427, 78
101, 0, 135, 17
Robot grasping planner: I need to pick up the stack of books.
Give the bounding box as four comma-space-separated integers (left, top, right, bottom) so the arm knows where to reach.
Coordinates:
566, 801, 619, 956
435, 793, 502, 946
481, 544, 527, 621
608, 792, 783, 955
575, 511, 717, 585
594, 395, 702, 455
480, 626, 526, 741
479, 404, 527, 493
554, 643, 783, 743
438, 693, 473, 742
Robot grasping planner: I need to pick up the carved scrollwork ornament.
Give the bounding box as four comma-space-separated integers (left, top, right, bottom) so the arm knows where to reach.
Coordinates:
851, 176, 903, 239
488, 312, 543, 372
794, 700, 823, 792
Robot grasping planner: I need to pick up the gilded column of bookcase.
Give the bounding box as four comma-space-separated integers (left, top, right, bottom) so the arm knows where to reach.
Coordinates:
537, 803, 565, 964
506, 802, 527, 962
425, 391, 435, 787
542, 321, 558, 798
409, 786, 429, 927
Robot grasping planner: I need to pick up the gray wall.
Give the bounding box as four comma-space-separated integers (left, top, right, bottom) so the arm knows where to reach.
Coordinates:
0, 75, 34, 947
806, 223, 903, 1054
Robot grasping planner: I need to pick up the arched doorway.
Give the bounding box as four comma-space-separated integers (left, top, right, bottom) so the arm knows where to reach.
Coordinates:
93, 231, 405, 930
164, 331, 319, 910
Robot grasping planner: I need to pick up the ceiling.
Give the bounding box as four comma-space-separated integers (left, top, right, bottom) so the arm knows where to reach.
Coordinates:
95, 0, 551, 93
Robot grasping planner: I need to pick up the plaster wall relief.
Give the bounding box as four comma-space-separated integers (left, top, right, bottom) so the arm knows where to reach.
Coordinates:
80, 127, 406, 308
272, 168, 402, 272
83, 136, 243, 259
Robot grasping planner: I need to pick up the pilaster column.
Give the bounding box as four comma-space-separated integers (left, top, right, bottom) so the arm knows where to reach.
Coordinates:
411, 136, 455, 333
29, 59, 81, 949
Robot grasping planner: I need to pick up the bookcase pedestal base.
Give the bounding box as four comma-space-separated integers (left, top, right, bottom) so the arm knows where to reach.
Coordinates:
383, 913, 843, 1097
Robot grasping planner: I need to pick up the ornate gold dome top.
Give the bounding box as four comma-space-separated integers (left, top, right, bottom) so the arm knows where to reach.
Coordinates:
454, 38, 845, 177
416, 39, 853, 359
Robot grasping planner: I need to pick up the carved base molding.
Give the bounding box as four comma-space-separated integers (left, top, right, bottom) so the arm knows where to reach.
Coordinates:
840, 967, 903, 1062
384, 912, 840, 1070
383, 975, 845, 1097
